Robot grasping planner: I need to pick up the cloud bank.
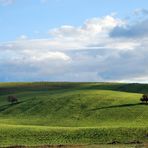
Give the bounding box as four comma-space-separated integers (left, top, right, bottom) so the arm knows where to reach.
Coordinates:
1, 13, 148, 82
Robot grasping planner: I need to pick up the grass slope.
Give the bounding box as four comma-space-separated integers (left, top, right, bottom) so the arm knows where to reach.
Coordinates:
0, 82, 148, 146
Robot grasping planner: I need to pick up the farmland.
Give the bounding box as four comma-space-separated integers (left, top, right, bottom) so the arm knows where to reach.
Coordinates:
0, 82, 148, 147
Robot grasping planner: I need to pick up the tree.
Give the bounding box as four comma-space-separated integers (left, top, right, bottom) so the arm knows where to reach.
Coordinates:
140, 94, 148, 104
7, 96, 18, 104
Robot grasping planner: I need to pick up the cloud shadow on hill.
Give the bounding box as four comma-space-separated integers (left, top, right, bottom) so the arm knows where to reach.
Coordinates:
89, 103, 147, 111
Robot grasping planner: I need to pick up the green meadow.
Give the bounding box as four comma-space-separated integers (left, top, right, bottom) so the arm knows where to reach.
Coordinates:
0, 82, 148, 147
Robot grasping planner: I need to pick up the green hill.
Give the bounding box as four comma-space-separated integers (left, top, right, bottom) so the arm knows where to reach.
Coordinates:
0, 82, 148, 147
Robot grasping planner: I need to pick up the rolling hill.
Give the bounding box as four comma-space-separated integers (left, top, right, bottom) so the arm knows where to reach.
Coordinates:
0, 82, 148, 147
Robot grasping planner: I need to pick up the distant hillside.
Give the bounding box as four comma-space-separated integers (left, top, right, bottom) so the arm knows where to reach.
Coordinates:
0, 82, 148, 95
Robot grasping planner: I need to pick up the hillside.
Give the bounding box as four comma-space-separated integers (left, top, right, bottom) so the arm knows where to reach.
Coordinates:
0, 82, 148, 146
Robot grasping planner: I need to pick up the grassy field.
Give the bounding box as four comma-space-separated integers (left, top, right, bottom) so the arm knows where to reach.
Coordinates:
0, 82, 148, 147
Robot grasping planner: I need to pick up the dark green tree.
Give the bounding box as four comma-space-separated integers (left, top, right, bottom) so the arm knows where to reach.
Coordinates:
140, 94, 148, 104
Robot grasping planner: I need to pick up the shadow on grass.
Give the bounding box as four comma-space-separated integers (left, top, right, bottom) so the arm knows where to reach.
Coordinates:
0, 101, 24, 112
90, 103, 147, 111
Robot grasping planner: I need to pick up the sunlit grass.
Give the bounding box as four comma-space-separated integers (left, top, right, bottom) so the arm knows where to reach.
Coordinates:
0, 82, 147, 146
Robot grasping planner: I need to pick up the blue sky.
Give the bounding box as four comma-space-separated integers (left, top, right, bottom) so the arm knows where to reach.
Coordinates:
1, 0, 147, 42
0, 0, 148, 82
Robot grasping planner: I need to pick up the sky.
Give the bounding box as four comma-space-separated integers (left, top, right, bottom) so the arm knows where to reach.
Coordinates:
0, 0, 148, 82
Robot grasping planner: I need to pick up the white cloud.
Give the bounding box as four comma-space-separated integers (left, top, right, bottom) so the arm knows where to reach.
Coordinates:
18, 35, 28, 40
23, 51, 71, 62
49, 15, 126, 50
1, 14, 148, 82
